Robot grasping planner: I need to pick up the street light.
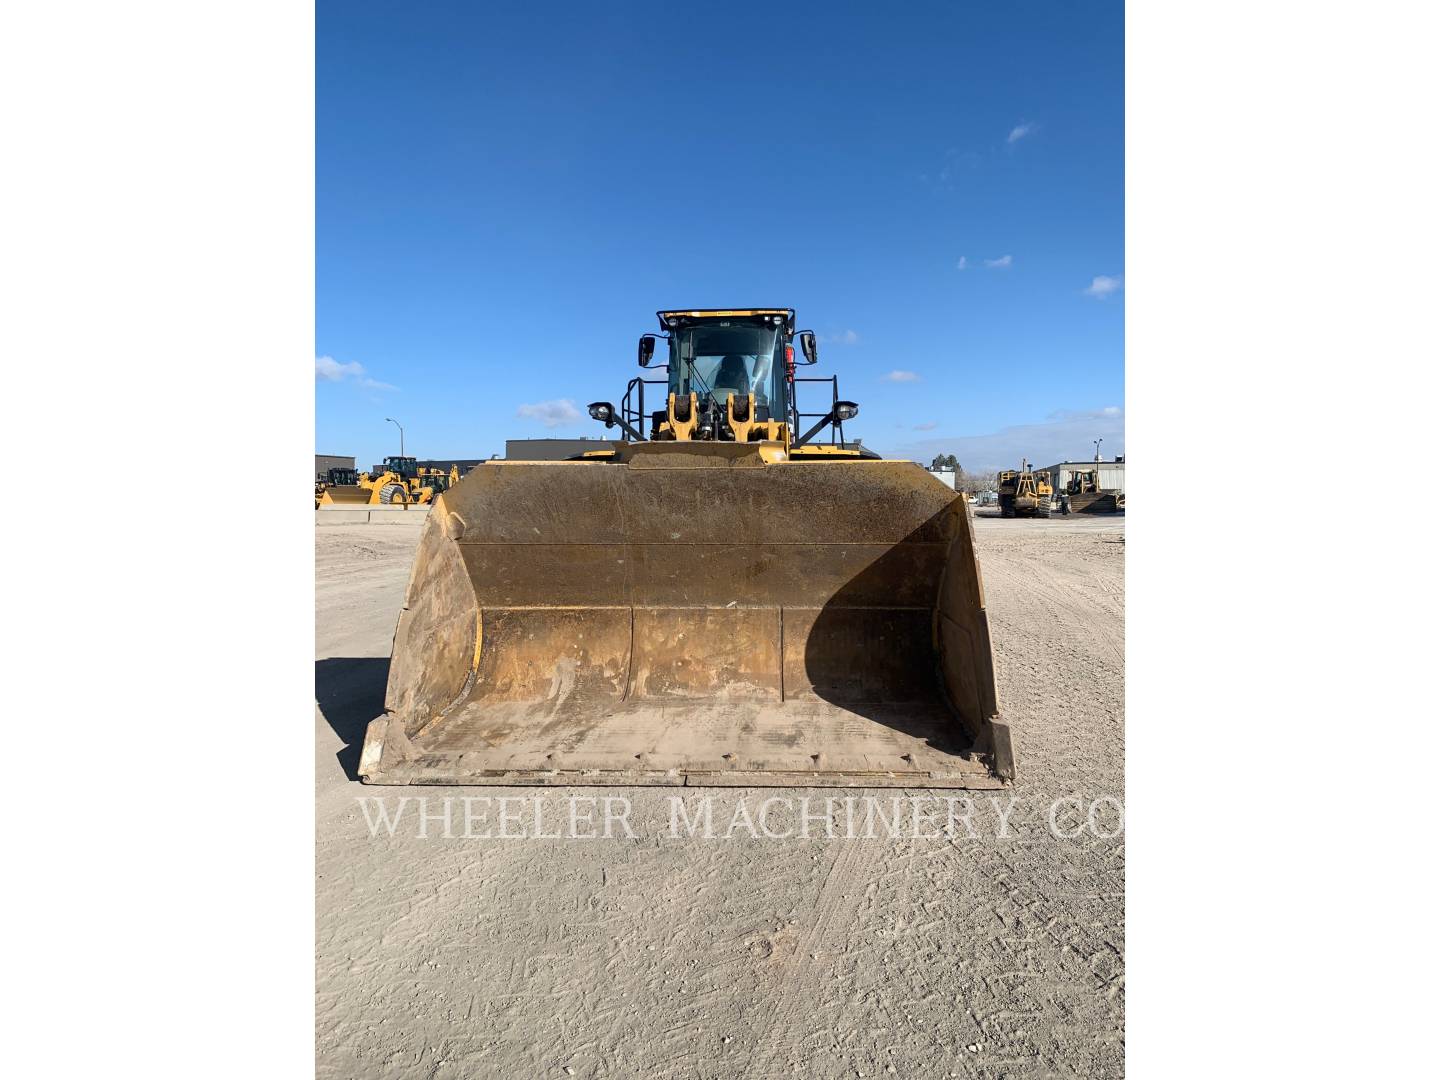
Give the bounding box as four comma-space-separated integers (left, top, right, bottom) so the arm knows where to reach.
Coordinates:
1093, 437, 1103, 464
386, 417, 405, 458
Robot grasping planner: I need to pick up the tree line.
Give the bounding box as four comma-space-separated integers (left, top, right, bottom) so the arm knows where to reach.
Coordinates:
927, 454, 995, 494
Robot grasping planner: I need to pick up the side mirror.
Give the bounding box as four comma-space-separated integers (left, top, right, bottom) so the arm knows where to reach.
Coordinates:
796, 330, 819, 365
638, 334, 657, 367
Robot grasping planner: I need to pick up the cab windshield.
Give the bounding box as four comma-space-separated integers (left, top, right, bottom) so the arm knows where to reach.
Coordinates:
668, 323, 783, 416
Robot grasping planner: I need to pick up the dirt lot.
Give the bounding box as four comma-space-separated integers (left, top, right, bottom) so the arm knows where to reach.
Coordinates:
316, 512, 1124, 1079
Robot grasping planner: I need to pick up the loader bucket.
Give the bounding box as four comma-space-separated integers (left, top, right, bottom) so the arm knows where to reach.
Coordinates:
318, 485, 371, 506
359, 442, 1013, 787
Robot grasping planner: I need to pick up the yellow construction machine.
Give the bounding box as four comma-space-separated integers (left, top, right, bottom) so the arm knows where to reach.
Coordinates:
359, 308, 1012, 787
365, 456, 426, 505
996, 460, 1054, 518
410, 465, 458, 505
315, 466, 368, 507
318, 457, 453, 507
1059, 468, 1123, 514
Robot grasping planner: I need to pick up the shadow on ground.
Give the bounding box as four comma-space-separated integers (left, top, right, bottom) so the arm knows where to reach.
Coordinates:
315, 657, 389, 781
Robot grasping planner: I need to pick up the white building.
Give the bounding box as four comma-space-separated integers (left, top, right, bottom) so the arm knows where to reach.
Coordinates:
1040, 458, 1125, 493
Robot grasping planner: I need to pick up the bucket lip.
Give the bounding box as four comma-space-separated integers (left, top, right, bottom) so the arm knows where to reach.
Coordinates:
357, 703, 1013, 789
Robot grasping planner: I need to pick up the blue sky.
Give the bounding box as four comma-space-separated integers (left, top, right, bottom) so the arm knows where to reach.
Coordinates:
317, 0, 1123, 473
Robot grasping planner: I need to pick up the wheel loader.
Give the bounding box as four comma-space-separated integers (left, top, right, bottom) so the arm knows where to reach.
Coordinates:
411, 465, 456, 504
319, 457, 451, 507
358, 308, 1013, 788
365, 456, 426, 505
996, 460, 1054, 518
314, 466, 362, 507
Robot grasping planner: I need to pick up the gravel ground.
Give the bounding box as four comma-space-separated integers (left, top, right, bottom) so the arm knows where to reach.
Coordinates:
316, 512, 1125, 1078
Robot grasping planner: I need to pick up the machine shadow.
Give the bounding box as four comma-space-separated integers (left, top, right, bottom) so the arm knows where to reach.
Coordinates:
801, 508, 979, 756
315, 657, 390, 781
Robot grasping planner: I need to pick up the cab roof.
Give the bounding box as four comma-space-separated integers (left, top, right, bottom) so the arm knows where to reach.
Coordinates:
657, 308, 795, 330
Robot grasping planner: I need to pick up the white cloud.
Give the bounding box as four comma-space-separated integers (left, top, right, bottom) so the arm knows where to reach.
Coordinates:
895, 406, 1125, 475
1047, 406, 1122, 421
925, 147, 980, 191
516, 398, 582, 428
316, 355, 396, 391
883, 370, 921, 383
822, 329, 860, 345
984, 255, 1013, 268
912, 421, 938, 431
316, 355, 363, 381
1083, 275, 1123, 299
1007, 123, 1035, 144
955, 256, 968, 270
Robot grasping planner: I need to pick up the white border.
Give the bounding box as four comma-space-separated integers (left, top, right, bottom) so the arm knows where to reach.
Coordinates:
1129, 0, 1438, 1074
3, 2, 313, 1073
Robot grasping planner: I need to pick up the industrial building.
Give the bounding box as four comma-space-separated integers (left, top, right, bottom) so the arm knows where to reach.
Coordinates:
415, 458, 485, 476
504, 437, 612, 460
1040, 457, 1126, 493
315, 454, 355, 479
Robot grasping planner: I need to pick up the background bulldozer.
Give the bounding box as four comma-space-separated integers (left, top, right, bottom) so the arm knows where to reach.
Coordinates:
1060, 469, 1124, 515
360, 308, 1013, 788
997, 460, 1054, 518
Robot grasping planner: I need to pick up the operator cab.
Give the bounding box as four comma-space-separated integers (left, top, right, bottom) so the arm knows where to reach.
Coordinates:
658, 309, 796, 424
586, 308, 866, 454
384, 456, 418, 479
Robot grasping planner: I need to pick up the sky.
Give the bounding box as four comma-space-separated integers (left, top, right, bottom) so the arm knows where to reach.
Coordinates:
317, 0, 1124, 474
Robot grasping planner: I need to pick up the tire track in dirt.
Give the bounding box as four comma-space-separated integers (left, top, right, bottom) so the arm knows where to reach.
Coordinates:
737, 834, 878, 1078
982, 541, 1124, 670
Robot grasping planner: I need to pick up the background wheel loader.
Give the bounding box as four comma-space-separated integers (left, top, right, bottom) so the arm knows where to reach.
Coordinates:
377, 459, 456, 505
315, 466, 362, 507
367, 456, 425, 505
997, 460, 1054, 518
318, 458, 455, 507
410, 465, 457, 505
359, 308, 1013, 788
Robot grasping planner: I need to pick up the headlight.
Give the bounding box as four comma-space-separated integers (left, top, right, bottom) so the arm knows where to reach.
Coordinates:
587, 401, 614, 424
834, 401, 859, 422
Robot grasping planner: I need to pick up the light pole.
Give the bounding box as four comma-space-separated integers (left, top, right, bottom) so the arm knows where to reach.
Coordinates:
386, 417, 405, 458
1093, 437, 1103, 464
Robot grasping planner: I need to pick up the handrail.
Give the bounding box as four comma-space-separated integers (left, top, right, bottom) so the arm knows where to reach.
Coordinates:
791, 375, 846, 446
621, 373, 850, 446
621, 376, 667, 441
